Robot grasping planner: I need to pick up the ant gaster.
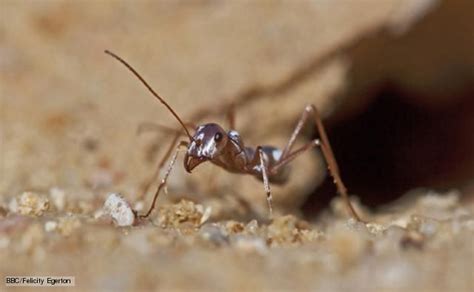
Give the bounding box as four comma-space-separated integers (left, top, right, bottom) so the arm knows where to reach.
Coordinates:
105, 50, 363, 222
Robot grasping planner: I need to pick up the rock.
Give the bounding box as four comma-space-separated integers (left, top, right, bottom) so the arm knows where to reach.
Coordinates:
103, 193, 135, 227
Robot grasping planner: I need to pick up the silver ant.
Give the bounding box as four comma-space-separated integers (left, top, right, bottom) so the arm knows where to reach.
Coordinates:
105, 50, 363, 222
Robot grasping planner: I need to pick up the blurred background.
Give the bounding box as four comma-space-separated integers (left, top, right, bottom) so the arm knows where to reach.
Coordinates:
1, 0, 473, 219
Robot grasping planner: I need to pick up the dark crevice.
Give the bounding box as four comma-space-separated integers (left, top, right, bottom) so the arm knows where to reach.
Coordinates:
303, 86, 474, 218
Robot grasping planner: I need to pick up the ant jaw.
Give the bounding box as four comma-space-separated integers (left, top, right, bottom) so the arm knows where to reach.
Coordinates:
184, 155, 206, 173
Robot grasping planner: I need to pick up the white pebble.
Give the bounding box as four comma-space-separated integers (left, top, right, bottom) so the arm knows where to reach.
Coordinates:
103, 193, 135, 227
44, 221, 58, 232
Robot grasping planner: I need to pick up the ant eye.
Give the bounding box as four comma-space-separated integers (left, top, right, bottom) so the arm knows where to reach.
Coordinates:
214, 132, 223, 142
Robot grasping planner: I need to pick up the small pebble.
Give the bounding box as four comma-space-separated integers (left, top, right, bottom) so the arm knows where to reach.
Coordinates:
14, 192, 50, 216
103, 193, 135, 227
44, 221, 58, 232
158, 200, 206, 228
226, 221, 245, 234
365, 222, 386, 235
246, 220, 259, 234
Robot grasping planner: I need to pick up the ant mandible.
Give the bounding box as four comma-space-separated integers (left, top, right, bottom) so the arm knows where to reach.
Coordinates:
104, 50, 363, 222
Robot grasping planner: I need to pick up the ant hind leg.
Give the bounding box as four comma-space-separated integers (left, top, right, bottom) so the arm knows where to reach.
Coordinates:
274, 105, 364, 222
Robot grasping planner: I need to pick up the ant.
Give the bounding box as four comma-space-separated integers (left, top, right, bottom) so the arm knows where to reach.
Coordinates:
104, 50, 363, 222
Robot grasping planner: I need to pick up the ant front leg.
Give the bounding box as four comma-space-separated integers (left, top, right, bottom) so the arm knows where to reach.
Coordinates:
138, 132, 181, 201
272, 105, 363, 222
257, 147, 273, 219
139, 141, 188, 219
136, 121, 196, 201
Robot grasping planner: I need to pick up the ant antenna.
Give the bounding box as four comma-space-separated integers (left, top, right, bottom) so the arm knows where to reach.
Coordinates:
104, 50, 193, 140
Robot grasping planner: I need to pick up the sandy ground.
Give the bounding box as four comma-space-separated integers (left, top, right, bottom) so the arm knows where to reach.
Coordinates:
1, 190, 473, 291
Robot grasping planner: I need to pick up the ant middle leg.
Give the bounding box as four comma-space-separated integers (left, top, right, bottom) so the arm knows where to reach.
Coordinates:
257, 146, 273, 219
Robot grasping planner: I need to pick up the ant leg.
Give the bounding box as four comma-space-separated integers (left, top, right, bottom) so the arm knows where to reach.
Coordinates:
227, 102, 236, 130
276, 105, 363, 222
308, 105, 363, 221
280, 105, 314, 160
257, 147, 273, 219
139, 141, 188, 218
137, 121, 196, 200
137, 132, 181, 201
270, 139, 321, 175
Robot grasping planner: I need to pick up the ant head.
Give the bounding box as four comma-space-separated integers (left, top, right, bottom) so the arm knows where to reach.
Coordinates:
184, 123, 228, 172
